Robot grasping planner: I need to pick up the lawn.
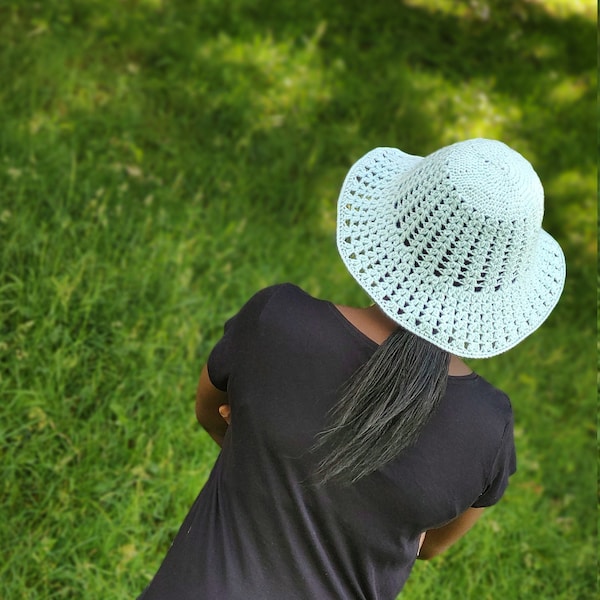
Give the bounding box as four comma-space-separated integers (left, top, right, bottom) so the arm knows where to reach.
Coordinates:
0, 1, 596, 598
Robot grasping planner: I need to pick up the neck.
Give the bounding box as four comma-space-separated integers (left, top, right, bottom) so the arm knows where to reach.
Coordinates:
335, 302, 473, 376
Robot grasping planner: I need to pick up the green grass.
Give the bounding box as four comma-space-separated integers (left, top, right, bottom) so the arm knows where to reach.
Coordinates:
0, 0, 596, 598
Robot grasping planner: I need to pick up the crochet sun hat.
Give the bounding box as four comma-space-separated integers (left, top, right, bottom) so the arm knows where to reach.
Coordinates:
337, 138, 566, 358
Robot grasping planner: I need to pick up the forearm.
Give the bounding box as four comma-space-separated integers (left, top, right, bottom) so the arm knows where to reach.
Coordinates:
195, 404, 228, 447
195, 364, 230, 447
417, 529, 453, 560
204, 427, 226, 447
417, 507, 484, 560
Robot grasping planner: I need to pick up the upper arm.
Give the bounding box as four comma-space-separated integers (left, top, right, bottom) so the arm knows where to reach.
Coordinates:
418, 507, 485, 560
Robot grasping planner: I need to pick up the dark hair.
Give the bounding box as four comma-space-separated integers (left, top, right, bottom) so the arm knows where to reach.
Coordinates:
312, 327, 449, 485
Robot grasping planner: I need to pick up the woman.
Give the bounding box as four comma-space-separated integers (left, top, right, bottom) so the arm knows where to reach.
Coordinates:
139, 139, 565, 599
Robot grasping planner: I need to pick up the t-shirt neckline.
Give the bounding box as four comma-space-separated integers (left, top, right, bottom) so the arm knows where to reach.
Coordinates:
322, 297, 478, 381
325, 301, 379, 349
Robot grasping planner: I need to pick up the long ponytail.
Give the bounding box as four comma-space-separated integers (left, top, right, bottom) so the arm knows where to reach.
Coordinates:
313, 327, 449, 485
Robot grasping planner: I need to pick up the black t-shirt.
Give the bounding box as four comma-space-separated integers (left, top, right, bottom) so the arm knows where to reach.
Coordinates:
140, 283, 516, 600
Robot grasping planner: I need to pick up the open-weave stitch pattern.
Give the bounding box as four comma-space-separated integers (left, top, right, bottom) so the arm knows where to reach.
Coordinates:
337, 139, 566, 358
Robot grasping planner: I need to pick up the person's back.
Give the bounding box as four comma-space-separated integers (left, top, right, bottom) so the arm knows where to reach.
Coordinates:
140, 283, 515, 599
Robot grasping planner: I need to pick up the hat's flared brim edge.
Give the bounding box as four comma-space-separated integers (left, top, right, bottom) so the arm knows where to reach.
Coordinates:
336, 149, 566, 359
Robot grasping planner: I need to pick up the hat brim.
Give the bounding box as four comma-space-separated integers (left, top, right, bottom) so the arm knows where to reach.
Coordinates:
337, 147, 566, 358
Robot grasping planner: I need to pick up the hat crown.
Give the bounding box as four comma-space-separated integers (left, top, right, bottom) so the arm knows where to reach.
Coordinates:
337, 138, 565, 358
392, 139, 545, 294
425, 138, 544, 225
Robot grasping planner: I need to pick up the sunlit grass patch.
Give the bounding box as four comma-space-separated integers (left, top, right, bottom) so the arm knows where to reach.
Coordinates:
546, 169, 596, 258
402, 0, 595, 19
197, 25, 331, 137
531, 0, 596, 18
410, 72, 523, 144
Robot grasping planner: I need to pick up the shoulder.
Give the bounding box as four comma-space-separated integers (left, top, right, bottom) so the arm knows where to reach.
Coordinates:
247, 282, 320, 308
474, 375, 512, 417
446, 373, 513, 435
244, 282, 307, 308
231, 283, 312, 324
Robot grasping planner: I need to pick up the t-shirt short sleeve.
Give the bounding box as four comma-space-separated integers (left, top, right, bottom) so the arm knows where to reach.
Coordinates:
206, 285, 280, 392
472, 414, 517, 508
